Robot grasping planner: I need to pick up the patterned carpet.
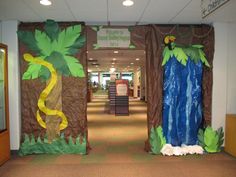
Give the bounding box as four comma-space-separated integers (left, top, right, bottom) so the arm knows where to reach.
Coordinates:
0, 94, 236, 177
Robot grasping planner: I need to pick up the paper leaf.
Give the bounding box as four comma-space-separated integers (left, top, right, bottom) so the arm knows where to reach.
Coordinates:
39, 66, 50, 81
64, 55, 85, 77
93, 43, 100, 49
162, 47, 171, 66
155, 126, 166, 146
56, 25, 82, 55
22, 62, 42, 80
199, 49, 210, 67
149, 126, 166, 154
204, 126, 219, 153
198, 129, 205, 147
35, 30, 52, 56
45, 51, 70, 76
44, 19, 60, 41
17, 31, 41, 55
91, 27, 98, 31
173, 47, 188, 66
192, 45, 204, 49
129, 44, 136, 49
67, 35, 86, 55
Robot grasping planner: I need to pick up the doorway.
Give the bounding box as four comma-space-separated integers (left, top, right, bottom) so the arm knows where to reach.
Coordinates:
86, 49, 148, 157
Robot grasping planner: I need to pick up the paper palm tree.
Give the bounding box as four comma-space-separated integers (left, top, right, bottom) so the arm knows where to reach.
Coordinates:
18, 20, 86, 141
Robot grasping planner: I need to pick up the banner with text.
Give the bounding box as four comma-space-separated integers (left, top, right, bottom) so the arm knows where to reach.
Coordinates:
97, 28, 130, 48
201, 0, 230, 18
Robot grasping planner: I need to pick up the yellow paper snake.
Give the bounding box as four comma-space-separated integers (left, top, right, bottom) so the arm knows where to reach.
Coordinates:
23, 53, 68, 130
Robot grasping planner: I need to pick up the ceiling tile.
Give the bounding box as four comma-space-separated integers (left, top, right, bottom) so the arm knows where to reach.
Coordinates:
140, 0, 191, 24
67, 0, 107, 22
22, 0, 74, 21
108, 0, 149, 23
0, 0, 41, 21
170, 0, 202, 24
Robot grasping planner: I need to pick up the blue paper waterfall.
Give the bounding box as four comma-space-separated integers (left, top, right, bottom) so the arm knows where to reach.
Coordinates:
162, 57, 203, 146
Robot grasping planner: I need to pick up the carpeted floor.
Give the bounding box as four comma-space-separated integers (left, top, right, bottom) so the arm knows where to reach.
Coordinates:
0, 94, 236, 177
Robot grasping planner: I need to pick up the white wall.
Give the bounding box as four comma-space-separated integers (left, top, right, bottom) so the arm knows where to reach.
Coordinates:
212, 23, 228, 130
212, 22, 236, 131
2, 21, 21, 150
0, 21, 2, 42
226, 23, 236, 114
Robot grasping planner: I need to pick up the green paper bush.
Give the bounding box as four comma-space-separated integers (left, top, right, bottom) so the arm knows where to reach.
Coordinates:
19, 133, 87, 156
149, 126, 166, 154
198, 126, 224, 153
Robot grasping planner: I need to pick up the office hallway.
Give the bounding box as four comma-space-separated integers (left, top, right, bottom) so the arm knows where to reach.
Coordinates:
87, 94, 148, 163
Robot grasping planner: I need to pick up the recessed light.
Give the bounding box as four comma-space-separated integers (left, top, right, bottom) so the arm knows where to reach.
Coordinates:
40, 0, 52, 6
136, 58, 140, 61
112, 58, 116, 60
122, 0, 134, 7
114, 51, 119, 54
89, 58, 93, 60
130, 63, 134, 65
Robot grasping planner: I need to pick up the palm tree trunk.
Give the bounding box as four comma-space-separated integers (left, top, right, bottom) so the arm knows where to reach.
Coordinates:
46, 74, 62, 142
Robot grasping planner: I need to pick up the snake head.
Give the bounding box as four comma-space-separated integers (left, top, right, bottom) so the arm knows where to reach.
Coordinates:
23, 53, 34, 62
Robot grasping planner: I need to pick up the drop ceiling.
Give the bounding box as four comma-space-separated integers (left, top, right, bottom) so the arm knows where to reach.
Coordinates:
0, 0, 236, 25
87, 50, 145, 72
1, 0, 236, 72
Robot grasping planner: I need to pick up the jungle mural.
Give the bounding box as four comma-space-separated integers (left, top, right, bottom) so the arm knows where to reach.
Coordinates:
18, 20, 87, 155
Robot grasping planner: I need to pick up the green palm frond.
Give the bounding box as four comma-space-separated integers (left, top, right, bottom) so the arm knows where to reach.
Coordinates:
162, 44, 210, 67
19, 20, 86, 81
22, 62, 41, 80
64, 56, 85, 77
17, 31, 41, 55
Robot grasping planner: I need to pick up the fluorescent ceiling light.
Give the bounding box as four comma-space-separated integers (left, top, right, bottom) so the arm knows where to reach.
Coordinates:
40, 0, 52, 6
112, 58, 116, 60
136, 58, 140, 60
89, 58, 93, 60
122, 0, 134, 7
130, 62, 134, 64
114, 51, 119, 53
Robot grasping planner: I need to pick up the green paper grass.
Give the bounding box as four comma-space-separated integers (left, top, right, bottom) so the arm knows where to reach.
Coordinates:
198, 126, 224, 153
149, 126, 166, 154
162, 44, 210, 67
19, 133, 87, 156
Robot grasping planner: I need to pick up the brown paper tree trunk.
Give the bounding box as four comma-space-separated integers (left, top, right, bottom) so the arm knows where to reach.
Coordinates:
46, 74, 62, 142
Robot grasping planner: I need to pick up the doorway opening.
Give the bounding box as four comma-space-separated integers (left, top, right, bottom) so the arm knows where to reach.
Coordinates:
86, 49, 147, 156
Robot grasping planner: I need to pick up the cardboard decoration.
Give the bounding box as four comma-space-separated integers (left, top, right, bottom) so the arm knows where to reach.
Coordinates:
162, 35, 210, 146
18, 20, 87, 155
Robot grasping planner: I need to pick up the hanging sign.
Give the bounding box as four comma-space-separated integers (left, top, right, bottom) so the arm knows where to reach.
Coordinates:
116, 79, 129, 96
97, 28, 130, 48
201, 0, 230, 18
